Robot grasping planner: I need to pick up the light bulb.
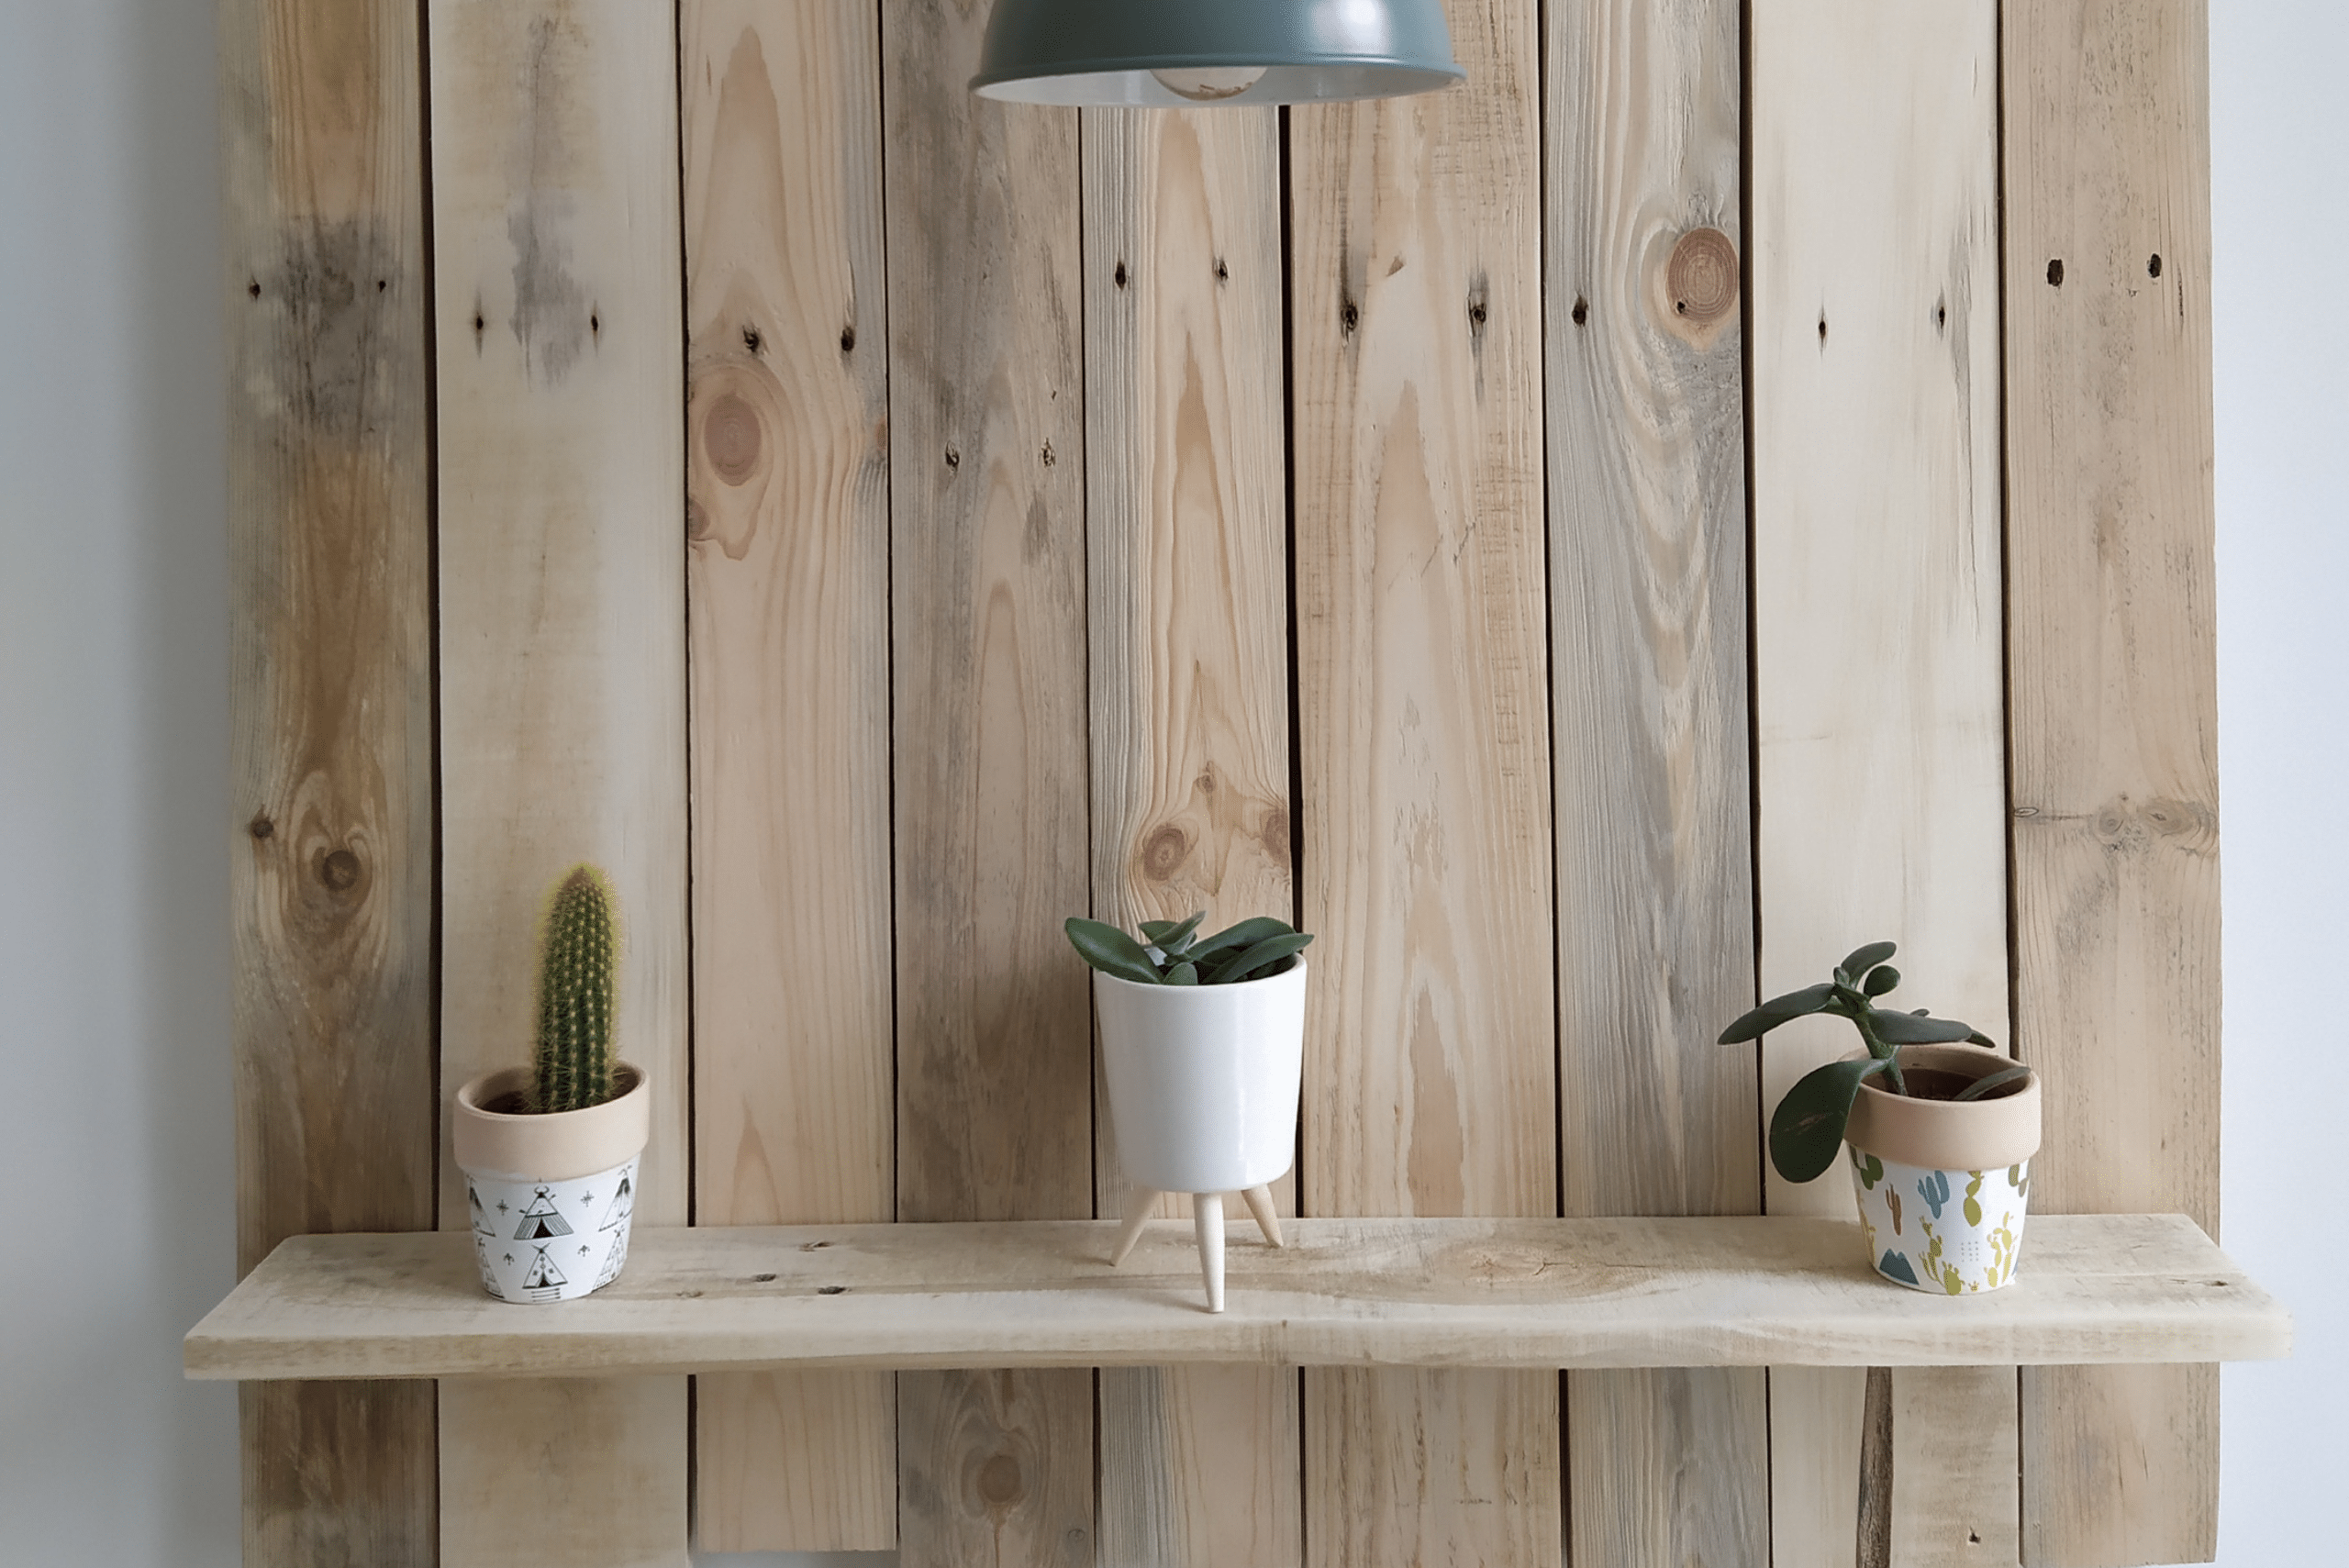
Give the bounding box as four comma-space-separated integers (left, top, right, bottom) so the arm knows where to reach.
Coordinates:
1149, 66, 1269, 103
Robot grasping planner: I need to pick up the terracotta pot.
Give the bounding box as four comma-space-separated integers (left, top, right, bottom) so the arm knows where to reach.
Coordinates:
1843, 1043, 2040, 1295
451, 1063, 650, 1304
1094, 960, 1307, 1195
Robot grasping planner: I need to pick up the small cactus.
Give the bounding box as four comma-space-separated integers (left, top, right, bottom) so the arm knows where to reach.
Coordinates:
531, 864, 620, 1115
1916, 1168, 1951, 1220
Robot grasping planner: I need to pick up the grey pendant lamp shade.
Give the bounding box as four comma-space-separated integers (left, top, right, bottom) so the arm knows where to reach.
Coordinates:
972, 0, 1464, 106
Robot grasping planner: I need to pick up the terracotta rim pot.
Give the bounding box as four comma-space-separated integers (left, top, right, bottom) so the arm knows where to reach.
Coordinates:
452, 1063, 650, 1305
1842, 1043, 2041, 1296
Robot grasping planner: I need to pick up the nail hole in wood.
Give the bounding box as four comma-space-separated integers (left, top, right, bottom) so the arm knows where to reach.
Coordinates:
1571, 297, 1587, 326
1340, 296, 1360, 334
1818, 314, 1829, 342
2047, 258, 2065, 286
376, 279, 387, 293
801, 1240, 832, 1251
751, 1273, 776, 1283
1469, 300, 1488, 327
818, 1284, 847, 1296
1215, 258, 1229, 283
1041, 441, 1055, 467
944, 445, 960, 470
840, 324, 855, 352
1113, 261, 1128, 289
473, 312, 485, 335
590, 311, 600, 336
2149, 253, 2163, 278
247, 280, 261, 298
742, 323, 762, 354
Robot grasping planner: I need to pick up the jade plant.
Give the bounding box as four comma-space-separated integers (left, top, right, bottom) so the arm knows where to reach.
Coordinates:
1718, 940, 2029, 1184
1065, 911, 1312, 986
530, 864, 620, 1114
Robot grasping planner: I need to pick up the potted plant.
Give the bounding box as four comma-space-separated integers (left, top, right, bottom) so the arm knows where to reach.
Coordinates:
1720, 940, 2041, 1294
1066, 911, 1313, 1312
451, 865, 650, 1304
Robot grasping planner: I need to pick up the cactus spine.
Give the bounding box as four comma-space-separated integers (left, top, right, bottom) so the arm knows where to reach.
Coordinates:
532, 864, 618, 1114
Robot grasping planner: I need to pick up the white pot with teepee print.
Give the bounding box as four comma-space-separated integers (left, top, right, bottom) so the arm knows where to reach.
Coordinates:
453, 1063, 649, 1304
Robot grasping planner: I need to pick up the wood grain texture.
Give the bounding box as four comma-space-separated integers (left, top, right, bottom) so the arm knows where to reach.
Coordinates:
1543, 1, 1765, 1561
1748, 6, 2013, 1566
188, 1215, 2289, 1381
2003, 5, 2221, 1563
428, 2, 689, 1562
881, 1, 1092, 1562
680, 0, 896, 1550
1288, 1, 1557, 1558
1082, 105, 1300, 1568
221, 0, 436, 1557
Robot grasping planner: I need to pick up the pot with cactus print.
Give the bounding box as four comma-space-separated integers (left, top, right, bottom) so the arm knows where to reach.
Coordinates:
1721, 941, 2042, 1295
451, 865, 650, 1304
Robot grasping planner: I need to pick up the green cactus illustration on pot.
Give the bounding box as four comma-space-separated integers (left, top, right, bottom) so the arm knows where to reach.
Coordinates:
531, 864, 621, 1115
1986, 1213, 2019, 1287
1917, 1168, 1951, 1220
1919, 1219, 1965, 1295
1852, 1149, 1885, 1190
2009, 1162, 2030, 1200
1964, 1172, 1987, 1227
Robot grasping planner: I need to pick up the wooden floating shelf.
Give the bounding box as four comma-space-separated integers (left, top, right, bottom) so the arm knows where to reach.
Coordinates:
185, 1214, 2287, 1384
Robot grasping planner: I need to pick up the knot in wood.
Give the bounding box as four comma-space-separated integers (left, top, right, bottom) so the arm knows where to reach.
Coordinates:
975, 1451, 1025, 1508
319, 848, 362, 892
1665, 228, 1738, 335
1140, 824, 1190, 882
704, 394, 761, 486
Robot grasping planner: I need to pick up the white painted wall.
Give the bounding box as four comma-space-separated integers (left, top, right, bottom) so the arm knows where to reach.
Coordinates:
0, 3, 2337, 1563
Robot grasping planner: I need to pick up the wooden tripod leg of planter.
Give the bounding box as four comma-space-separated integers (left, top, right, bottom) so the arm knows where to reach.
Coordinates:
1194, 1194, 1225, 1313
1109, 1184, 1160, 1266
1240, 1184, 1284, 1248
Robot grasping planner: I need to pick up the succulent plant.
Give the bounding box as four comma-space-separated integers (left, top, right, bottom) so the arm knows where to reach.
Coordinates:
531, 864, 620, 1115
1064, 911, 1312, 987
1718, 940, 2027, 1184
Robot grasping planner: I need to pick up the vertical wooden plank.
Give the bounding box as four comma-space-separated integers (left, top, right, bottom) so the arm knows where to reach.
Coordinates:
681, 0, 897, 1551
1082, 105, 1301, 1568
1749, 5, 2015, 1566
1543, 1, 1768, 1563
2005, 5, 2221, 1563
881, 1, 1092, 1563
1289, 0, 1558, 1557
429, 2, 689, 1563
223, 0, 436, 1553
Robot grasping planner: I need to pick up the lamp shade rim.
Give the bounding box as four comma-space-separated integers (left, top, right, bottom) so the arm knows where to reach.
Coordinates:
971, 54, 1465, 90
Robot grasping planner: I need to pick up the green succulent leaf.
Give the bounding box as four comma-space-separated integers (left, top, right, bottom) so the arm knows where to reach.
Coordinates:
1184, 916, 1297, 968
1840, 940, 1898, 979
1717, 983, 1837, 1044
1769, 1057, 1892, 1185
1208, 930, 1314, 984
1952, 1064, 2032, 1102
1865, 1008, 1982, 1045
1965, 1029, 1999, 1048
1139, 912, 1206, 953
1862, 964, 1900, 996
1063, 917, 1165, 985
1163, 961, 1200, 986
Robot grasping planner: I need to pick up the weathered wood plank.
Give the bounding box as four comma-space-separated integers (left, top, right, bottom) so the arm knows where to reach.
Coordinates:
1543, 0, 1765, 1562
221, 0, 437, 1557
1748, 5, 2013, 1565
428, 1, 689, 1562
680, 0, 896, 1551
1082, 104, 1300, 1568
1288, 0, 1558, 1556
2004, 4, 2221, 1563
187, 1215, 2290, 1381
880, 0, 1092, 1562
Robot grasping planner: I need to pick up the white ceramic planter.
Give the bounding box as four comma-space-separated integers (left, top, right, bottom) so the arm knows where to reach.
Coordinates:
1842, 1044, 2041, 1295
1095, 959, 1308, 1310
452, 1063, 651, 1305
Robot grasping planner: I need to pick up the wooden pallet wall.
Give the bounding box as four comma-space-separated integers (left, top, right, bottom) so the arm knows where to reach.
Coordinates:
220, 1, 2225, 1564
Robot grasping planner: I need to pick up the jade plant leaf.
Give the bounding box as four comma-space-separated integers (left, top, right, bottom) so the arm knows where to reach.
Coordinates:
1139, 912, 1206, 952
1206, 930, 1313, 984
1063, 917, 1164, 985
1953, 1063, 2032, 1102
1841, 940, 1898, 978
1717, 982, 1837, 1043
1768, 1056, 1892, 1184
1183, 916, 1295, 968
1865, 1008, 1984, 1046
1163, 961, 1199, 985
1862, 963, 1900, 996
